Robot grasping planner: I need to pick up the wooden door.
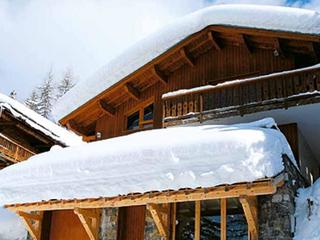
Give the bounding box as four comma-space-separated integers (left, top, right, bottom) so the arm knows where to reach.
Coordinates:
117, 206, 146, 240
49, 210, 89, 240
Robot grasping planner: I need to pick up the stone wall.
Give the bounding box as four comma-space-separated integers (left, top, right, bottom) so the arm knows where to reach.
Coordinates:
258, 156, 306, 240
99, 208, 118, 240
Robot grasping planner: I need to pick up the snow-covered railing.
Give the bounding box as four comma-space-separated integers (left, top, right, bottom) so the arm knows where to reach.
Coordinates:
162, 64, 320, 123
0, 134, 35, 164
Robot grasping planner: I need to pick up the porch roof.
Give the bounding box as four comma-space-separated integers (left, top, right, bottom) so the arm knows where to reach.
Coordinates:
0, 118, 295, 207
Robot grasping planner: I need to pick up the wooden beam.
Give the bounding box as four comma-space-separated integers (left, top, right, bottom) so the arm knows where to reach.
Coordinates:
195, 201, 201, 240
0, 120, 16, 127
124, 83, 140, 101
207, 31, 222, 51
179, 47, 195, 67
273, 38, 285, 57
98, 99, 115, 117
147, 204, 168, 239
240, 34, 253, 53
151, 65, 168, 85
66, 120, 86, 135
220, 198, 227, 240
240, 196, 258, 240
7, 180, 279, 212
171, 203, 176, 240
74, 208, 101, 240
17, 211, 43, 240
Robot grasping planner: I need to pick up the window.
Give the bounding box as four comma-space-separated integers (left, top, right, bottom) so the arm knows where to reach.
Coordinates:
175, 199, 247, 240
125, 100, 154, 131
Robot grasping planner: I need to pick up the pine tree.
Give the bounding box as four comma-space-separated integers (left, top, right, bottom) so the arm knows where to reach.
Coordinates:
56, 68, 75, 100
25, 89, 40, 113
37, 70, 55, 118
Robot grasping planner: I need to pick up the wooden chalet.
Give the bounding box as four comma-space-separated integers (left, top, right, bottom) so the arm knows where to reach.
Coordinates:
0, 93, 81, 168
2, 4, 320, 240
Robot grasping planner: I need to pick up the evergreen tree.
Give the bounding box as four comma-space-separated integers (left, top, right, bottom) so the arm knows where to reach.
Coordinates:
25, 89, 40, 113
37, 70, 55, 118
56, 68, 75, 100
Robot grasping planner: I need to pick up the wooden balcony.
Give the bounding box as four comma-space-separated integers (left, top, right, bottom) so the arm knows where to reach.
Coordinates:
162, 65, 320, 126
0, 134, 35, 165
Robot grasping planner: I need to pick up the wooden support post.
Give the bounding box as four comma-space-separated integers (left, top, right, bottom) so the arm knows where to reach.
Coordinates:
273, 38, 285, 57
124, 83, 140, 101
18, 211, 43, 240
171, 203, 176, 240
220, 198, 227, 240
98, 99, 115, 117
147, 203, 168, 239
207, 31, 222, 51
195, 201, 201, 240
152, 65, 168, 85
179, 47, 195, 67
239, 196, 258, 240
74, 208, 101, 240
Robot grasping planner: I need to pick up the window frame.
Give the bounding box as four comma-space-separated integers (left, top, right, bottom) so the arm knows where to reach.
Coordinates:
124, 98, 155, 133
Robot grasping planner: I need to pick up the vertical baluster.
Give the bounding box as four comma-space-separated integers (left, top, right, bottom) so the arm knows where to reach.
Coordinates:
276, 76, 284, 99
308, 72, 315, 92
171, 100, 177, 117
262, 80, 269, 101
256, 81, 262, 103
315, 72, 320, 90
183, 97, 188, 115
177, 102, 182, 116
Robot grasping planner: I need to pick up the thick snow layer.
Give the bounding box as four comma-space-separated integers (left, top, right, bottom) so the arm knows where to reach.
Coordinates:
0, 93, 82, 147
294, 179, 320, 240
52, 4, 320, 121
0, 208, 26, 240
162, 64, 320, 99
0, 118, 295, 206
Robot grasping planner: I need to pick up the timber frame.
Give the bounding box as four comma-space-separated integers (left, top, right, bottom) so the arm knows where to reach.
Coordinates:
59, 25, 320, 137
7, 175, 284, 240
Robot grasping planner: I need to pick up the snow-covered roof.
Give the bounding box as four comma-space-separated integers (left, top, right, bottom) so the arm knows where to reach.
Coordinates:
52, 4, 320, 121
0, 93, 82, 147
0, 118, 295, 206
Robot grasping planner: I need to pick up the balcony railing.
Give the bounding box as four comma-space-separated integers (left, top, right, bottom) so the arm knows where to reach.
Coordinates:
0, 134, 35, 163
162, 65, 320, 125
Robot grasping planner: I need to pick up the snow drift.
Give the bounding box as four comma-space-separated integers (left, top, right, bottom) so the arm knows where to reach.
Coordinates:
295, 179, 320, 240
0, 118, 295, 206
52, 4, 320, 120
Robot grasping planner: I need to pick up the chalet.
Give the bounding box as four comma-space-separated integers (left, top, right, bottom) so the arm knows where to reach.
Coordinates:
1, 4, 320, 240
0, 93, 81, 168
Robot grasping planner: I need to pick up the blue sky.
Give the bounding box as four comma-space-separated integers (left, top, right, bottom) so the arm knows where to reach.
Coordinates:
0, 0, 319, 100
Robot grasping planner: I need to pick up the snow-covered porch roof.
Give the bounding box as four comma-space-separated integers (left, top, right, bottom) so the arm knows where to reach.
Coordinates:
0, 118, 295, 210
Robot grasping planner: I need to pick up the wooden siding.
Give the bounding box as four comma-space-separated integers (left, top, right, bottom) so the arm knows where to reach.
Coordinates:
117, 206, 146, 240
96, 45, 295, 139
49, 210, 89, 240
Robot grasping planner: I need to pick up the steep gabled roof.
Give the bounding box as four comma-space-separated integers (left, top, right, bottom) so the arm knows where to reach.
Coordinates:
0, 93, 82, 147
52, 4, 320, 121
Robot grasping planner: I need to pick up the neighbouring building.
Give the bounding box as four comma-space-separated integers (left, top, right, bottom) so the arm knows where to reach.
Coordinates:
0, 93, 82, 168
1, 4, 320, 240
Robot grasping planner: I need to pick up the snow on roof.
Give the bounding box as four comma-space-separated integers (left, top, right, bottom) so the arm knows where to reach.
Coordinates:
0, 93, 82, 147
0, 118, 295, 206
52, 4, 320, 121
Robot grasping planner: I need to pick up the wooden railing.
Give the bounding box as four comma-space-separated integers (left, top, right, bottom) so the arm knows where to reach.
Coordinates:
0, 134, 35, 163
162, 65, 320, 123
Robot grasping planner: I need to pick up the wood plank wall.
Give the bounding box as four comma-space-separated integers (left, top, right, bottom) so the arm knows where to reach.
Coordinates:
96, 46, 295, 140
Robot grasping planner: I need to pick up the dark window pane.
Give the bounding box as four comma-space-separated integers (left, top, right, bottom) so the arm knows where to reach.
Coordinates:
227, 198, 248, 240
201, 200, 220, 240
127, 111, 139, 130
143, 104, 154, 121
176, 202, 195, 240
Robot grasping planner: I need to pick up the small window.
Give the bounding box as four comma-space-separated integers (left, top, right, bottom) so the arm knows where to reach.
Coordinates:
125, 100, 154, 132
127, 111, 140, 130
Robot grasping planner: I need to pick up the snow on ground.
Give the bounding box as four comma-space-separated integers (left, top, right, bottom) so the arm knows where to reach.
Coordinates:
52, 4, 320, 120
0, 208, 26, 240
0, 93, 82, 147
0, 118, 295, 206
294, 179, 320, 240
